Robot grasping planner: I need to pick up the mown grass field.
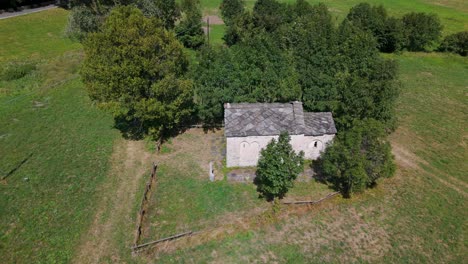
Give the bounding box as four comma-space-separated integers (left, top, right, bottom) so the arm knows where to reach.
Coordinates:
0, 0, 466, 263
0, 9, 119, 263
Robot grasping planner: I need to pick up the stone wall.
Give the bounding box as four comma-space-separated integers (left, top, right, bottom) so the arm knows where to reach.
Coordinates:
226, 134, 335, 167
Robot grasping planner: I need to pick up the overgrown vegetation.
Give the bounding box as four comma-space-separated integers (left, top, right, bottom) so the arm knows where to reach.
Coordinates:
438, 31, 468, 56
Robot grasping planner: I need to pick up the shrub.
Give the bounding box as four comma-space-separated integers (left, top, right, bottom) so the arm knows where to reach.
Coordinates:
402, 12, 443, 51
321, 119, 395, 197
438, 31, 468, 56
65, 6, 105, 41
255, 132, 304, 201
381, 17, 407, 53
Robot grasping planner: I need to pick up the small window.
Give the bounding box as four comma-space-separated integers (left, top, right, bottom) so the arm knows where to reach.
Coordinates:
314, 141, 318, 148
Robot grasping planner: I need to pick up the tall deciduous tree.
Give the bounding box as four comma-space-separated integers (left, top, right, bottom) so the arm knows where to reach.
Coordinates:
81, 6, 193, 140
193, 33, 301, 124
255, 132, 304, 201
402, 12, 443, 51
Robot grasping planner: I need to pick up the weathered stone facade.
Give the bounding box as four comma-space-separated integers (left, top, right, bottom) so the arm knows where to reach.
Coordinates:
224, 102, 337, 168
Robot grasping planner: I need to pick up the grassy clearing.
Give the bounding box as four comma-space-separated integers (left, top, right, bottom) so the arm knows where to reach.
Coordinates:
0, 8, 81, 62
141, 129, 332, 244
0, 9, 119, 263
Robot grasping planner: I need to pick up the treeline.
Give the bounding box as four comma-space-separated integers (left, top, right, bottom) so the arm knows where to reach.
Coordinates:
65, 0, 204, 48
1, 0, 54, 10
344, 3, 467, 55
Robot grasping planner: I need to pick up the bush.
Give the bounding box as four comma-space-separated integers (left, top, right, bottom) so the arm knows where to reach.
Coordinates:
255, 132, 304, 201
402, 12, 443, 51
321, 119, 395, 197
438, 31, 468, 56
65, 6, 105, 41
0, 62, 36, 81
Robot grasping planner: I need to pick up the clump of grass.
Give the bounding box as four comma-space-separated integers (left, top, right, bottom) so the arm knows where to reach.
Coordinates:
0, 62, 36, 81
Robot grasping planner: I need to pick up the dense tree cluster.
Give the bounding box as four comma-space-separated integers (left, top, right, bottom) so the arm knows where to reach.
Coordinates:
255, 132, 304, 201
196, 1, 399, 132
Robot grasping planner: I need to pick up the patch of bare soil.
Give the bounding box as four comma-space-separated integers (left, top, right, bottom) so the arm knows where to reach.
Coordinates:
73, 139, 153, 263
203, 15, 224, 25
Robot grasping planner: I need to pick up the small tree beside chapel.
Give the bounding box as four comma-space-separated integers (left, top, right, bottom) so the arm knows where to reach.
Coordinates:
255, 132, 304, 201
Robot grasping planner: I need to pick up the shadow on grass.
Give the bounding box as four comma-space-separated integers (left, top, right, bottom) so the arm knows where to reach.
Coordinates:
1, 152, 33, 180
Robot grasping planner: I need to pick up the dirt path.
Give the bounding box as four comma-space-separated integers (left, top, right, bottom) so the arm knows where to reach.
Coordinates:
73, 140, 153, 263
391, 142, 467, 198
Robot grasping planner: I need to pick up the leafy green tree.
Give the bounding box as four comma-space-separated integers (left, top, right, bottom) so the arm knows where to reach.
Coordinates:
438, 31, 468, 56
252, 0, 289, 32
321, 119, 395, 197
81, 6, 193, 140
402, 12, 443, 51
134, 0, 180, 28
220, 0, 245, 25
345, 3, 387, 49
175, 0, 205, 48
222, 11, 255, 46
381, 17, 407, 53
193, 34, 301, 124
334, 20, 399, 130
280, 3, 339, 113
255, 132, 304, 201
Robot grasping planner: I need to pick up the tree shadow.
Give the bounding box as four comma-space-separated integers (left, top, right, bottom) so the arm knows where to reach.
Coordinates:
1, 153, 33, 180
310, 158, 347, 197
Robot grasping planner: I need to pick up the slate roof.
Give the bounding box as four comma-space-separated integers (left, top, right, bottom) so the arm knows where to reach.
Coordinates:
224, 102, 336, 137
303, 112, 337, 136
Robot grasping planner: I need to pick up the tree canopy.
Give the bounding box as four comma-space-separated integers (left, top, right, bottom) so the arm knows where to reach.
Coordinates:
81, 6, 193, 140
402, 12, 443, 51
320, 119, 395, 197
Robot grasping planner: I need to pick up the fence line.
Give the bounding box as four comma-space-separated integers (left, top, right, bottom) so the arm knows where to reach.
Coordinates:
282, 192, 340, 205
133, 162, 158, 247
